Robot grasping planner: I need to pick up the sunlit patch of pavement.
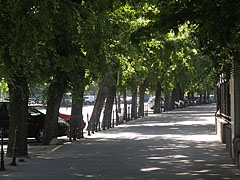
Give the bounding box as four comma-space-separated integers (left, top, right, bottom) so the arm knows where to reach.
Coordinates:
1, 104, 240, 180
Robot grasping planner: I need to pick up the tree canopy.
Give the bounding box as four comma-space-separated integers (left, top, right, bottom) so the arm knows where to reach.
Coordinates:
0, 0, 233, 155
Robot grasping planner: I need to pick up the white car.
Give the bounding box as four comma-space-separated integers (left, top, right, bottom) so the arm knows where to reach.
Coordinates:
84, 96, 95, 105
148, 96, 185, 109
148, 96, 164, 109
174, 100, 185, 108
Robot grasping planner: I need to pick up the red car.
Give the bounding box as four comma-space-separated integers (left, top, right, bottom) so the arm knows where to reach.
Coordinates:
0, 102, 69, 139
29, 104, 70, 123
59, 113, 70, 123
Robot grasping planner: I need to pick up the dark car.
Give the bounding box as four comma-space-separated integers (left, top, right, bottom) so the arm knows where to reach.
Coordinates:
0, 102, 69, 140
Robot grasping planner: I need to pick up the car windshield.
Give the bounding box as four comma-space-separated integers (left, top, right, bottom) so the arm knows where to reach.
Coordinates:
28, 107, 42, 116
32, 106, 47, 114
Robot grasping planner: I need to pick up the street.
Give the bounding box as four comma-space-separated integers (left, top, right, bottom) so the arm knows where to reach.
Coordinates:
1, 104, 240, 179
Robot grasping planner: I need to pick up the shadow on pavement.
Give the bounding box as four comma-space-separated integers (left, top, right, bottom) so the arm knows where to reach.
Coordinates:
1, 103, 240, 180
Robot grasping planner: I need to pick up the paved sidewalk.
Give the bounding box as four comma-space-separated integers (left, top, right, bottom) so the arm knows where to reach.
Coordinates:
1, 103, 240, 180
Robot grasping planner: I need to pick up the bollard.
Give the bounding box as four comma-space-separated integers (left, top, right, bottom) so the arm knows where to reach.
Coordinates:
81, 114, 86, 138
73, 116, 77, 141
119, 108, 121, 124
69, 125, 72, 142
109, 111, 112, 128
145, 104, 148, 116
146, 104, 148, 116
81, 114, 84, 138
76, 115, 80, 139
112, 110, 115, 128
10, 128, 18, 166
115, 108, 119, 126
98, 121, 101, 131
68, 114, 72, 142
87, 114, 91, 136
91, 113, 95, 134
0, 128, 5, 171
107, 110, 110, 129
98, 111, 101, 131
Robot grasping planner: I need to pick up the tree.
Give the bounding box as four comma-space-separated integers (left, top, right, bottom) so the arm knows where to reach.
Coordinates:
39, 0, 80, 145
0, 0, 46, 156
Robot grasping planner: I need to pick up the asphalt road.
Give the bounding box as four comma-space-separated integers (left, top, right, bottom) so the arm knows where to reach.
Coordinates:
1, 103, 240, 180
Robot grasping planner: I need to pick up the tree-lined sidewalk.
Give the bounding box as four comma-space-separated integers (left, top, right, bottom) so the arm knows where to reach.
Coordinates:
0, 1, 218, 156
1, 103, 240, 180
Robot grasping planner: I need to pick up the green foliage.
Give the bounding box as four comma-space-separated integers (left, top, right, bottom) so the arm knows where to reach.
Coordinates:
0, 0, 234, 100
0, 79, 8, 98
150, 0, 240, 75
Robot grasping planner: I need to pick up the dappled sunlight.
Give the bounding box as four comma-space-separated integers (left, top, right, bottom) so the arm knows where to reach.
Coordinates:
147, 155, 189, 160
4, 104, 238, 180
168, 134, 219, 142
73, 173, 99, 178
119, 120, 212, 127
76, 105, 240, 178
87, 132, 142, 140
140, 167, 162, 172
87, 131, 219, 142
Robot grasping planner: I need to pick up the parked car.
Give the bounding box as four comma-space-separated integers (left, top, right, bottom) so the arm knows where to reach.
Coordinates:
83, 95, 95, 105
59, 112, 71, 123
148, 96, 164, 109
126, 96, 132, 104
148, 96, 155, 109
31, 104, 71, 123
175, 100, 185, 108
0, 102, 69, 140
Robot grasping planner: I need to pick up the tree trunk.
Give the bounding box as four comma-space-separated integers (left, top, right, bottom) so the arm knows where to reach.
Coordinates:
200, 93, 203, 104
103, 74, 116, 129
117, 94, 121, 113
42, 80, 65, 145
170, 88, 177, 109
164, 93, 170, 111
7, 76, 29, 157
138, 78, 149, 117
88, 75, 108, 132
154, 81, 162, 114
175, 83, 180, 101
179, 86, 184, 100
70, 79, 85, 140
131, 88, 138, 119
191, 91, 195, 105
115, 94, 120, 126
188, 91, 194, 105
187, 92, 191, 105
207, 91, 210, 103
123, 89, 127, 121
203, 91, 207, 104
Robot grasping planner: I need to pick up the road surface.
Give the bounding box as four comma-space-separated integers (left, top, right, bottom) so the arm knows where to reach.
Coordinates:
1, 104, 240, 180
